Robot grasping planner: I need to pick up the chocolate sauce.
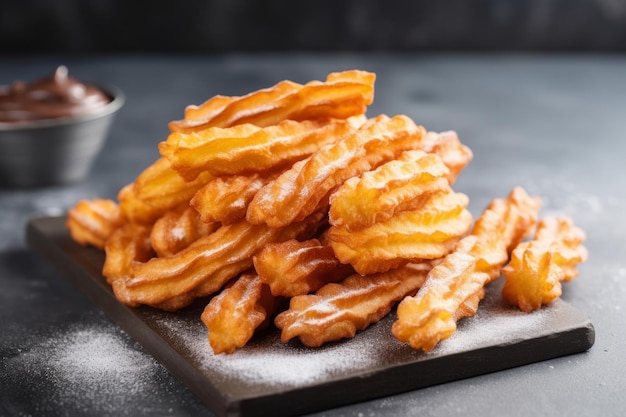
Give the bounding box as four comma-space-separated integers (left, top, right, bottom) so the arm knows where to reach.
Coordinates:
0, 66, 111, 123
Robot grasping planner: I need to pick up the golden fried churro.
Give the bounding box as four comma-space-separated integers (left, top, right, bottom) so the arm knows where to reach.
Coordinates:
502, 216, 588, 313
117, 183, 162, 225
111, 210, 326, 311
392, 252, 489, 352
275, 263, 431, 347
66, 198, 124, 249
201, 272, 280, 354
328, 190, 473, 275
102, 222, 153, 285
247, 114, 427, 228
169, 94, 237, 132
253, 238, 355, 297
168, 70, 375, 132
190, 172, 277, 225
282, 70, 374, 122
132, 156, 214, 212
328, 150, 450, 231
169, 81, 298, 133
120, 159, 213, 226
536, 217, 588, 282
161, 117, 364, 180
420, 131, 473, 184
456, 186, 542, 280
150, 205, 219, 257
392, 187, 541, 351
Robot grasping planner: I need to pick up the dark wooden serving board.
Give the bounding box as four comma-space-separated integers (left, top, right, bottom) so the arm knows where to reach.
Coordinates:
26, 215, 595, 417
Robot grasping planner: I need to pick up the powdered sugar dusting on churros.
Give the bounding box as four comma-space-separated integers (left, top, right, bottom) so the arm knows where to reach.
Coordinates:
151, 281, 556, 391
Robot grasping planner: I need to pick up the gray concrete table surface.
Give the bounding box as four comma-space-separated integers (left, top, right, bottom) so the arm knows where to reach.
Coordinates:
1, 54, 624, 417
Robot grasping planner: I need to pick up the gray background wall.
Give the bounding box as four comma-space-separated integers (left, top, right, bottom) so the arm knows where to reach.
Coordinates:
2, 0, 626, 54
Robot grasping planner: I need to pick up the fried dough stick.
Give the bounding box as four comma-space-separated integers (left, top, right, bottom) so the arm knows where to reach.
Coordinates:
190, 172, 277, 225
115, 158, 214, 225
328, 150, 451, 231
328, 190, 473, 275
392, 187, 541, 351
111, 210, 325, 311
326, 145, 473, 275
247, 114, 427, 228
133, 157, 215, 210
275, 263, 432, 347
102, 222, 154, 285
66, 198, 124, 250
457, 187, 543, 281
168, 70, 375, 132
253, 238, 355, 297
420, 131, 473, 185
161, 117, 364, 180
201, 272, 280, 354
169, 94, 237, 132
502, 216, 588, 312
150, 204, 219, 258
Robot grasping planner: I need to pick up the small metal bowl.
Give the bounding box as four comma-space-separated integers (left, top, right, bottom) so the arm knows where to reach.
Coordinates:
0, 85, 124, 188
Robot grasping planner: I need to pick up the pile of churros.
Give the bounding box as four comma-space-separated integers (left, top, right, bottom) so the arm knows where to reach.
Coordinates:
66, 70, 588, 354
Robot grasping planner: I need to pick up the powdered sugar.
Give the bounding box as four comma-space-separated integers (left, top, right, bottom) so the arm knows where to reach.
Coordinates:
148, 279, 564, 396
3, 278, 584, 417
206, 340, 377, 388
434, 282, 553, 355
152, 307, 407, 393
3, 323, 161, 414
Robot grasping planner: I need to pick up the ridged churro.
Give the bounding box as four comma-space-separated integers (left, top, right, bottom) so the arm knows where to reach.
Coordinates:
502, 216, 588, 312
161, 117, 365, 180
168, 70, 375, 132
66, 198, 123, 250
201, 272, 280, 354
275, 263, 431, 347
392, 187, 541, 351
328, 190, 473, 275
253, 238, 354, 297
111, 210, 325, 311
247, 114, 427, 228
